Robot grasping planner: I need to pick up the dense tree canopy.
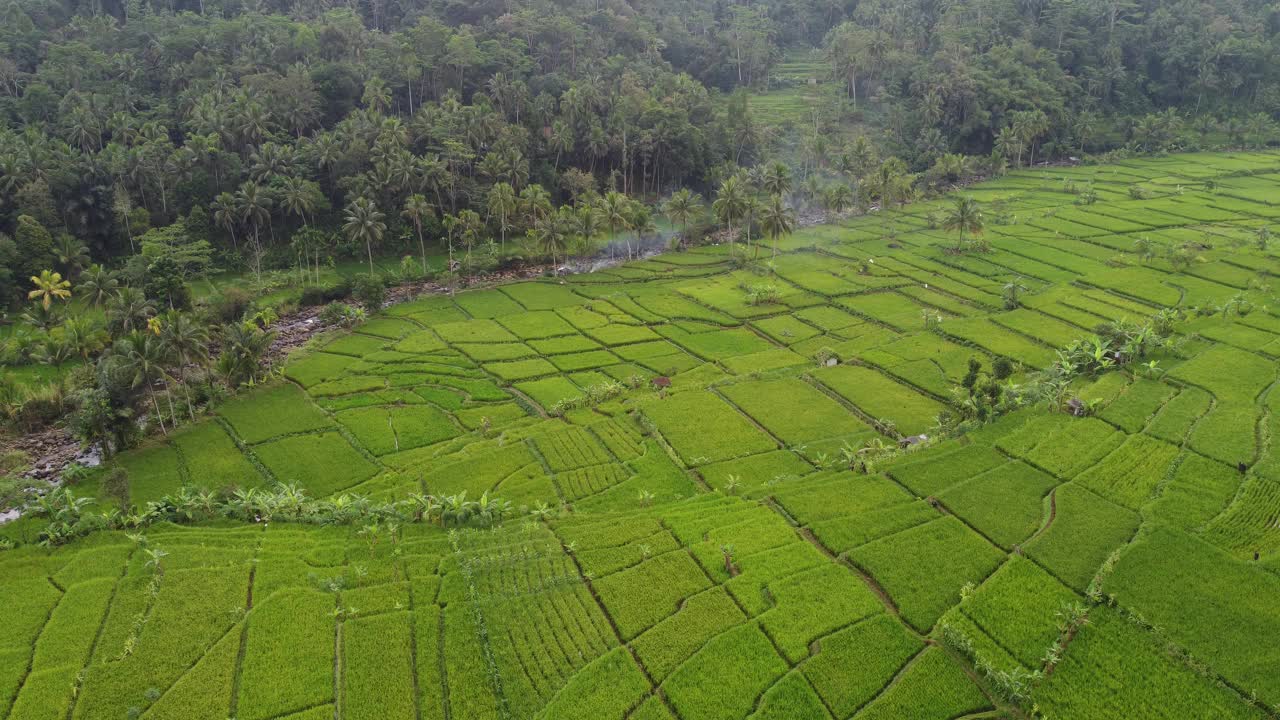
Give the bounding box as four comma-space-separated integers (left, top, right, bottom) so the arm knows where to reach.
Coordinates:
0, 0, 1274, 290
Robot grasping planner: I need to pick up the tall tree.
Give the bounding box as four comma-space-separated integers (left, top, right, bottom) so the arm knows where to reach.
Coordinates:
663, 189, 703, 243
402, 194, 434, 275
712, 176, 746, 257
158, 311, 209, 421
943, 196, 985, 252
486, 183, 517, 252
343, 197, 388, 275
599, 191, 632, 259
759, 194, 795, 260
233, 182, 272, 282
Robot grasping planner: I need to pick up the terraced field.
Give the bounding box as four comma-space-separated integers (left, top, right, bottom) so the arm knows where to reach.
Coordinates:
7, 152, 1280, 719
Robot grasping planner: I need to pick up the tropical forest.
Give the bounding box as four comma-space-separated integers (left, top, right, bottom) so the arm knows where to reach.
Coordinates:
1, 0, 1279, 718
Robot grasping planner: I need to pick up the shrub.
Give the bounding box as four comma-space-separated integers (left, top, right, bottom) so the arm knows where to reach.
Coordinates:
102, 467, 130, 508
318, 302, 366, 328
744, 283, 781, 305
351, 273, 386, 310
299, 286, 327, 306
208, 287, 254, 323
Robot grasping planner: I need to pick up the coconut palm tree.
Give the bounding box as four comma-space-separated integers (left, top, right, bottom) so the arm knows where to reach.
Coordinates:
114, 330, 171, 435
216, 322, 274, 388
486, 182, 517, 252
279, 176, 318, 228
823, 183, 854, 219
61, 316, 106, 360
629, 203, 656, 258
159, 311, 209, 421
663, 189, 703, 244
741, 193, 761, 258
760, 161, 793, 199
234, 181, 272, 282
54, 236, 91, 277
599, 190, 632, 259
401, 194, 433, 275
107, 287, 156, 336
531, 207, 573, 274
28, 270, 72, 310
576, 204, 604, 256
78, 265, 118, 307
759, 194, 795, 261
20, 302, 64, 332
343, 197, 387, 275
943, 196, 984, 252
712, 176, 746, 256
211, 192, 239, 252
1002, 277, 1028, 310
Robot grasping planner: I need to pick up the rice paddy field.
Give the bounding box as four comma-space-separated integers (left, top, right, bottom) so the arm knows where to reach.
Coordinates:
7, 151, 1280, 719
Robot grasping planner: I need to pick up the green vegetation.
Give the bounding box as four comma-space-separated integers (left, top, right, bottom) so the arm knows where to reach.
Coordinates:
5, 152, 1280, 720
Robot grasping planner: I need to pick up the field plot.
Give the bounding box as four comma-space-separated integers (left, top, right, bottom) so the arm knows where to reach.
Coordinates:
1035, 609, 1263, 720
849, 516, 1004, 631
10, 153, 1280, 720
639, 392, 775, 464
719, 377, 873, 446
813, 364, 946, 435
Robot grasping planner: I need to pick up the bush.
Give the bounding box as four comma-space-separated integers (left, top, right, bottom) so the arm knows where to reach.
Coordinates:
299, 286, 327, 306
351, 274, 385, 310
102, 467, 129, 507
319, 302, 366, 328
0, 474, 33, 512
300, 280, 354, 307
208, 287, 254, 323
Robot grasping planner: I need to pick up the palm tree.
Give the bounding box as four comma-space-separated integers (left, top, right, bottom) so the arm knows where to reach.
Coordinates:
159, 311, 209, 421
823, 183, 854, 220
548, 120, 574, 170
279, 176, 317, 228
440, 213, 459, 294
234, 181, 272, 282
28, 270, 72, 310
343, 197, 387, 275
107, 287, 156, 336
599, 191, 632, 259
530, 208, 573, 274
54, 236, 91, 277
1002, 277, 1028, 310
115, 330, 171, 435
871, 157, 911, 234
629, 203, 657, 258
759, 194, 795, 261
663, 189, 703, 245
211, 192, 239, 252
61, 316, 105, 360
943, 196, 984, 252
486, 182, 517, 252
576, 204, 604, 256
78, 265, 118, 307
712, 176, 746, 256
760, 161, 793, 198
519, 184, 552, 228
456, 209, 484, 270
741, 193, 760, 258
401, 194, 434, 275
216, 322, 275, 388
21, 303, 64, 332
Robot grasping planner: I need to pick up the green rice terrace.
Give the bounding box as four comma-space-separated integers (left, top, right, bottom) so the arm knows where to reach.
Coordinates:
9, 152, 1280, 720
